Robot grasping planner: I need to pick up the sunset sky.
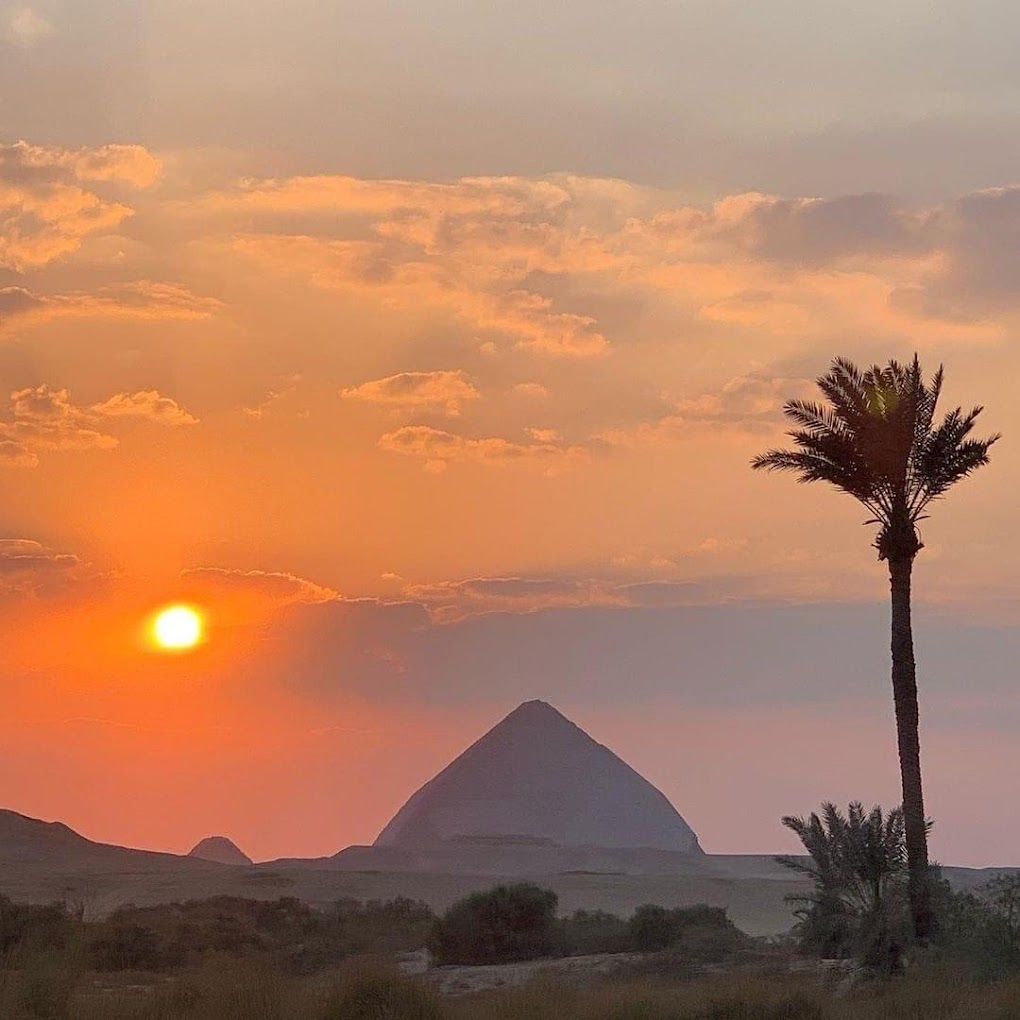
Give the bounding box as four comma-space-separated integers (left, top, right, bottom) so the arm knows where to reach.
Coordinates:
2, 0, 1018, 867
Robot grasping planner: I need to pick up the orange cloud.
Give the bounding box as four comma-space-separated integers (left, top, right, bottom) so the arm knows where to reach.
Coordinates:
0, 538, 101, 603
0, 141, 160, 187
0, 142, 160, 272
4, 6, 53, 47
341, 370, 480, 417
598, 374, 815, 447
179, 567, 339, 621
378, 424, 590, 475
91, 391, 200, 426
0, 282, 222, 335
0, 384, 198, 468
392, 574, 719, 622
229, 233, 607, 357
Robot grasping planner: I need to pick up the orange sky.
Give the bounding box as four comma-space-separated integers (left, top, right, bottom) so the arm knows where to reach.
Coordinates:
2, 3, 1019, 867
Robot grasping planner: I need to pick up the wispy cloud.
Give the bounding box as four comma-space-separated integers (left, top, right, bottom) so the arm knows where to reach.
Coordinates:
3, 6, 53, 48
341, 370, 480, 417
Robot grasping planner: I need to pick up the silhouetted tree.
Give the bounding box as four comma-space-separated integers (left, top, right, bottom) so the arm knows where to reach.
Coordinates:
754, 357, 999, 939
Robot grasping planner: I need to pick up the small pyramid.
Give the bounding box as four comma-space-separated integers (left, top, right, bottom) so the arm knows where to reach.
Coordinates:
188, 836, 252, 866
375, 700, 702, 853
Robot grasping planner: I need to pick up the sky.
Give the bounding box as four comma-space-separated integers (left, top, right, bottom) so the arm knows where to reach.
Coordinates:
0, 0, 1017, 867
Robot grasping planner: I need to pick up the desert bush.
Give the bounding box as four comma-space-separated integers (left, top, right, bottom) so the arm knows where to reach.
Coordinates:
555, 910, 631, 956
188, 957, 287, 1020
0, 942, 83, 1020
320, 963, 444, 1020
90, 924, 163, 972
927, 872, 1020, 981
628, 905, 685, 953
627, 904, 744, 961
331, 897, 438, 957
431, 884, 558, 965
80, 894, 436, 975
0, 896, 76, 955
978, 873, 1020, 955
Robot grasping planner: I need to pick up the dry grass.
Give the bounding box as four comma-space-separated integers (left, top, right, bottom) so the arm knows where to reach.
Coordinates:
4, 950, 1020, 1019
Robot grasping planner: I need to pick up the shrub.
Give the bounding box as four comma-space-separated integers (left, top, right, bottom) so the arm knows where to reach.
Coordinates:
0, 943, 82, 1020
627, 904, 742, 958
0, 897, 75, 955
190, 957, 287, 1020
89, 923, 163, 972
79, 894, 436, 975
320, 964, 443, 1020
555, 910, 631, 956
628, 905, 685, 953
930, 872, 1020, 981
430, 884, 558, 965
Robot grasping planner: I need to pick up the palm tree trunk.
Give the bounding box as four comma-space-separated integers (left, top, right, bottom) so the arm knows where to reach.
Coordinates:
888, 554, 933, 940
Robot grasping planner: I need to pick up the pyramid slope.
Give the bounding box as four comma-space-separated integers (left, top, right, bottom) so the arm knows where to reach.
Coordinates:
375, 700, 703, 853
188, 836, 253, 866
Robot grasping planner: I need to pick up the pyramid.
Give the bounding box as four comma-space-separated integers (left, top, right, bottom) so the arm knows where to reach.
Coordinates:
187, 836, 253, 866
375, 700, 702, 853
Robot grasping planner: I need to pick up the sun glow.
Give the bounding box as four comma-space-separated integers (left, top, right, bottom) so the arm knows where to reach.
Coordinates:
151, 605, 204, 651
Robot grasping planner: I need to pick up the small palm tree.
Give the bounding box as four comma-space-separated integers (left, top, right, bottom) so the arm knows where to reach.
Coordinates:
753, 356, 999, 939
779, 802, 912, 967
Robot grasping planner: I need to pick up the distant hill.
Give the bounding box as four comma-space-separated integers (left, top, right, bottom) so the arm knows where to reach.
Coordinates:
189, 836, 253, 866
0, 809, 90, 861
1, 806, 1016, 939
0, 809, 234, 912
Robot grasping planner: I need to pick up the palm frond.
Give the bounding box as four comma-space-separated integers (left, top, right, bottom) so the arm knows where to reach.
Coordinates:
753, 354, 999, 558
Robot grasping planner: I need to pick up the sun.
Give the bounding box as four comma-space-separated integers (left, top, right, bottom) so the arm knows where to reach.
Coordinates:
151, 605, 204, 651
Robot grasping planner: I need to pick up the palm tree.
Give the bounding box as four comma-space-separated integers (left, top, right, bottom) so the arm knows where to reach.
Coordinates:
753, 356, 999, 940
778, 801, 912, 966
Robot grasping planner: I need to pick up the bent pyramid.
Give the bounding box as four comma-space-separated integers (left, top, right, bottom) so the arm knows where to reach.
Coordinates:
188, 836, 253, 866
375, 700, 703, 853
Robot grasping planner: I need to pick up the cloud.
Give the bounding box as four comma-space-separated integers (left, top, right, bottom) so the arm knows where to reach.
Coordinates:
10, 383, 75, 421
201, 174, 622, 356
0, 286, 45, 319
230, 233, 607, 357
0, 538, 76, 573
190, 170, 1017, 406
180, 567, 339, 607
404, 576, 621, 620
598, 374, 815, 447
675, 192, 926, 267
513, 382, 550, 399
341, 370, 480, 417
0, 538, 94, 599
3, 6, 52, 48
0, 384, 198, 468
0, 282, 221, 335
1, 384, 118, 465
0, 141, 160, 271
243, 376, 303, 420
91, 391, 199, 426
378, 424, 590, 474
0, 141, 160, 188
398, 575, 713, 622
